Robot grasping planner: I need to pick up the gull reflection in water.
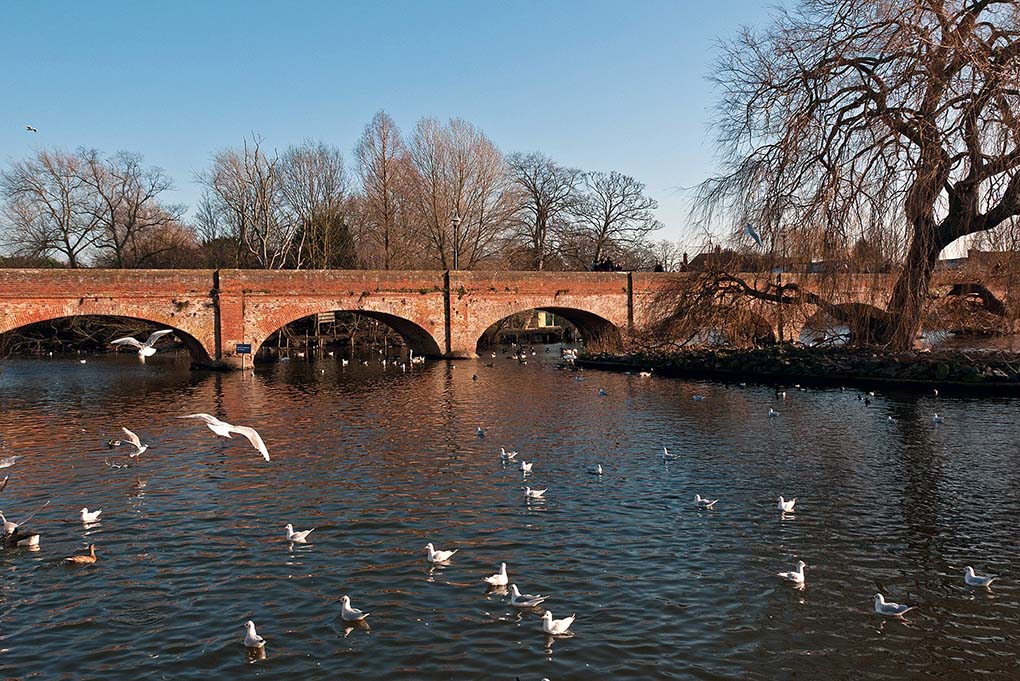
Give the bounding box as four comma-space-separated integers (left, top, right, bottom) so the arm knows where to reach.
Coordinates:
245, 645, 267, 663
343, 619, 371, 638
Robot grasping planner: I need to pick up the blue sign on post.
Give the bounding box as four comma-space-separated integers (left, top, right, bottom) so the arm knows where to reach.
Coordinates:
235, 343, 252, 355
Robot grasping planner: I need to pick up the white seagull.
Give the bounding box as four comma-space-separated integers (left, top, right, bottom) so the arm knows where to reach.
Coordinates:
25, 125, 38, 133
874, 593, 915, 617
964, 566, 996, 587
520, 461, 533, 473
500, 447, 518, 462
243, 620, 265, 648
777, 560, 807, 584
589, 463, 603, 476
121, 427, 148, 457
338, 595, 370, 621
523, 486, 547, 499
933, 413, 943, 423
662, 447, 677, 461
483, 562, 509, 586
425, 542, 458, 563
509, 584, 548, 607
477, 426, 487, 438
178, 413, 270, 461
0, 455, 21, 469
80, 507, 102, 523
694, 494, 718, 509
285, 523, 314, 543
768, 408, 780, 418
111, 329, 174, 358
541, 610, 576, 635
0, 500, 50, 535
777, 496, 796, 513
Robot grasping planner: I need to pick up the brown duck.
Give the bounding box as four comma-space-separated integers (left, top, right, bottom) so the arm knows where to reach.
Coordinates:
66, 543, 97, 565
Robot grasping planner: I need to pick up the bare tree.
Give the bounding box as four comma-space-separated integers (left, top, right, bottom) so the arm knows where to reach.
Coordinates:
79, 149, 184, 268
0, 150, 102, 267
406, 117, 518, 269
279, 141, 356, 268
355, 111, 416, 269
507, 152, 581, 270
696, 0, 1020, 349
201, 136, 297, 269
565, 170, 662, 268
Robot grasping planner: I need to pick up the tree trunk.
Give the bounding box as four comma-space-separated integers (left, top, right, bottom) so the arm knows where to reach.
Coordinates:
884, 227, 942, 350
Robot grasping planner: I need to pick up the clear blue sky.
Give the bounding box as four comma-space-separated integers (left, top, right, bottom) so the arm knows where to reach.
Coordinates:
1, 0, 774, 248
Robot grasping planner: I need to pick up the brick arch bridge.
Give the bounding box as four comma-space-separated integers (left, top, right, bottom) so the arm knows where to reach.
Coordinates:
0, 269, 1008, 368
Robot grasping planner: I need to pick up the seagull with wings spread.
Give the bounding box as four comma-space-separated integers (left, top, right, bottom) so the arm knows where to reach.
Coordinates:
178, 413, 270, 461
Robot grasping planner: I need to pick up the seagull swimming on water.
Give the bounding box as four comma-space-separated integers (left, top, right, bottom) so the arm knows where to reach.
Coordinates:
500, 447, 518, 462
338, 595, 370, 621
777, 496, 796, 513
523, 486, 547, 499
933, 413, 943, 423
964, 566, 996, 587
662, 447, 677, 461
509, 584, 548, 608
589, 463, 603, 476
111, 329, 174, 358
768, 408, 780, 418
777, 560, 807, 584
477, 426, 487, 438
520, 460, 533, 473
177, 413, 270, 461
541, 610, 576, 635
0, 455, 20, 469
874, 593, 915, 617
285, 523, 314, 543
121, 427, 148, 457
80, 507, 102, 524
243, 620, 265, 648
425, 542, 458, 563
694, 494, 718, 509
483, 562, 509, 586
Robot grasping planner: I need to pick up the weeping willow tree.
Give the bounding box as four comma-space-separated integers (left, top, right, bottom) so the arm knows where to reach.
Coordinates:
687, 0, 1020, 350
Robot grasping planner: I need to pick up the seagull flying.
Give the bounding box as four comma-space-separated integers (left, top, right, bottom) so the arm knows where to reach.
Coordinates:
483, 562, 509, 586
285, 523, 314, 543
509, 584, 548, 608
541, 610, 576, 635
500, 447, 518, 462
80, 507, 102, 524
121, 427, 148, 457
338, 595, 370, 621
694, 494, 718, 509
777, 560, 807, 584
25, 125, 37, 133
425, 542, 458, 563
243, 620, 266, 648
777, 496, 796, 513
178, 413, 270, 461
110, 329, 174, 358
745, 223, 765, 248
874, 593, 915, 617
964, 566, 996, 587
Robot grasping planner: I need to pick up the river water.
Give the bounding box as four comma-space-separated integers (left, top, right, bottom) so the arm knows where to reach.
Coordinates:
0, 348, 1018, 679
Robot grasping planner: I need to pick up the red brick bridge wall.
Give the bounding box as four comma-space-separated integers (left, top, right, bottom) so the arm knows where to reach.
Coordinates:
0, 269, 1007, 367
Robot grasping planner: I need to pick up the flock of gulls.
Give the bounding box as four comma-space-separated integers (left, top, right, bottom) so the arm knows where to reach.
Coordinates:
0, 328, 1005, 676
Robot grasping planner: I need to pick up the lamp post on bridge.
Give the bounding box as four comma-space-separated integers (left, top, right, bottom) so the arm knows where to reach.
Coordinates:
451, 213, 462, 271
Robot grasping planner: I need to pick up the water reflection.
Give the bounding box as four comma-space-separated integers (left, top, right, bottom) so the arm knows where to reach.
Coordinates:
1, 352, 1020, 678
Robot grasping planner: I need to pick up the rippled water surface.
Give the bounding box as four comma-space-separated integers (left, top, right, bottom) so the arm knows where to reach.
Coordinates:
1, 349, 1019, 679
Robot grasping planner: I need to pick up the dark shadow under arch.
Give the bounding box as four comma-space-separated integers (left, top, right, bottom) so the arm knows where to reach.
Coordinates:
256, 309, 443, 358
0, 314, 212, 364
476, 306, 623, 354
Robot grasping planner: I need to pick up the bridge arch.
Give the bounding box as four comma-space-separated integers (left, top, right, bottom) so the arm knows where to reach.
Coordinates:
0, 312, 214, 364
250, 307, 444, 358
472, 305, 624, 355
